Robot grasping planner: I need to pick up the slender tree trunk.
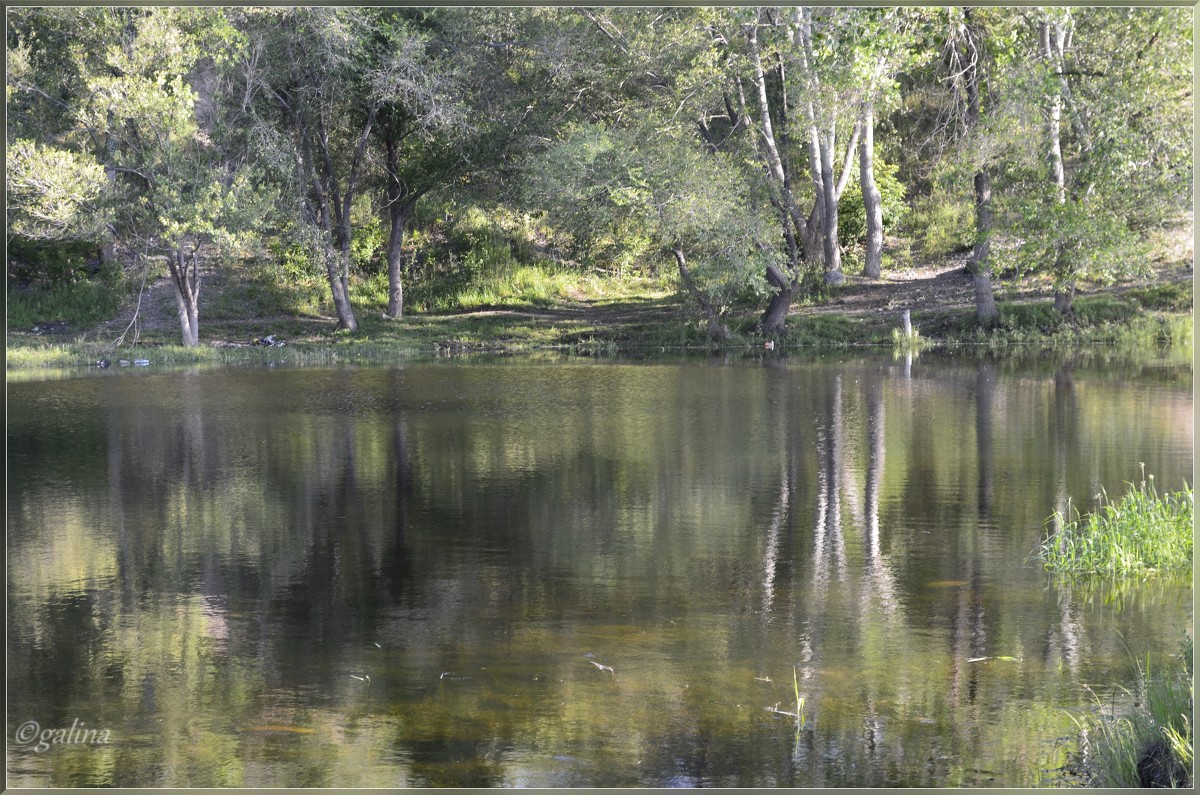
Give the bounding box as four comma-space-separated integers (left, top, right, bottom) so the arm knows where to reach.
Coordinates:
819, 126, 843, 283
970, 171, 999, 322
746, 19, 805, 334
385, 203, 406, 320
1041, 23, 1067, 205
100, 117, 118, 267
1041, 20, 1073, 316
859, 106, 883, 279
672, 248, 728, 341
960, 9, 998, 323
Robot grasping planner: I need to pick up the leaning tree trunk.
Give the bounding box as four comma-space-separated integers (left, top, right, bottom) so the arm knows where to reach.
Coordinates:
761, 262, 797, 335
747, 17, 805, 335
859, 106, 883, 280
167, 245, 201, 347
672, 248, 728, 341
326, 228, 359, 332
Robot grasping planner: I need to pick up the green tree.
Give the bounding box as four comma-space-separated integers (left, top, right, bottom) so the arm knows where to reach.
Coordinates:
238, 8, 439, 331
77, 8, 263, 346
6, 7, 128, 267
8, 8, 264, 346
1010, 7, 1192, 314
526, 121, 772, 340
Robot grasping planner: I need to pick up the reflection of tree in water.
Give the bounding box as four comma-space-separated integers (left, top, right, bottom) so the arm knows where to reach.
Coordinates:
7, 359, 1192, 786
1045, 362, 1083, 675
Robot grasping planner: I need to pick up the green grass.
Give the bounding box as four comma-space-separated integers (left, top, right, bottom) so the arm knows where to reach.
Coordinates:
8, 274, 126, 330
1073, 635, 1193, 788
1036, 467, 1193, 576
1123, 280, 1193, 312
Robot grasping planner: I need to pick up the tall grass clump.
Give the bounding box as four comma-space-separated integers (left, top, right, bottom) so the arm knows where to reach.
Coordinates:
1036, 466, 1193, 575
1073, 635, 1193, 787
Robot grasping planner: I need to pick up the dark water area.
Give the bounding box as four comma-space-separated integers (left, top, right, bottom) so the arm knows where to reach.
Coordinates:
6, 350, 1193, 786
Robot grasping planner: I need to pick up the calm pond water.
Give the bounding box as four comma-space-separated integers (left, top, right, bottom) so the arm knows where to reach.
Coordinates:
7, 350, 1193, 787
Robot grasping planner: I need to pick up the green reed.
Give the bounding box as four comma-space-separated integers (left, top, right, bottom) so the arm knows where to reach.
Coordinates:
1071, 635, 1193, 787
1037, 466, 1193, 576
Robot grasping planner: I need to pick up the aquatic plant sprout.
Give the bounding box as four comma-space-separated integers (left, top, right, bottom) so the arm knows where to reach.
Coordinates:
1036, 467, 1193, 575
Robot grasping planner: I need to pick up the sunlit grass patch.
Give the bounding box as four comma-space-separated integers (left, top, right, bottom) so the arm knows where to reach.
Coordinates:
1036, 467, 1193, 576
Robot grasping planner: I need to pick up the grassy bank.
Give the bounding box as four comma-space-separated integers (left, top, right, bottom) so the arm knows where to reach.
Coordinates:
7, 296, 1192, 371
6, 230, 1193, 371
1034, 470, 1193, 787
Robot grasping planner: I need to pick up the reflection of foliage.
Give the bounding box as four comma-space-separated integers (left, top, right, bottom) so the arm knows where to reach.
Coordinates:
6, 364, 1195, 786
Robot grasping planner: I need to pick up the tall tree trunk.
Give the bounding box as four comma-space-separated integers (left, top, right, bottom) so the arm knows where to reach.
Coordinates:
746, 19, 805, 334
1041, 20, 1073, 316
100, 116, 118, 267
970, 171, 999, 322
797, 7, 843, 285
167, 245, 201, 347
819, 127, 843, 284
959, 7, 999, 323
1041, 23, 1068, 205
672, 248, 728, 341
385, 201, 407, 320
859, 106, 883, 279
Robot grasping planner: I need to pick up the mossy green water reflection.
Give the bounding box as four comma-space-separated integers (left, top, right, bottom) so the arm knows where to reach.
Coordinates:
7, 352, 1192, 786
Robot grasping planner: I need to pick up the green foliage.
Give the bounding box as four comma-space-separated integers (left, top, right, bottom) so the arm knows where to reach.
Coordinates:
1072, 297, 1140, 326
6, 140, 109, 242
7, 238, 103, 287
910, 191, 974, 256
1036, 469, 1193, 575
351, 215, 387, 275
1123, 282, 1193, 312
524, 121, 775, 321
838, 149, 909, 246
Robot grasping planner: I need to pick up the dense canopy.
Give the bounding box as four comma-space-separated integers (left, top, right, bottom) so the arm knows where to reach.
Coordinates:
6, 6, 1193, 345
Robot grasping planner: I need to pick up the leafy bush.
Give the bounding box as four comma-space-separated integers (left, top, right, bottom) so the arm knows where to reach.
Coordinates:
8, 237, 104, 287
1073, 296, 1140, 325
910, 190, 974, 256
838, 150, 910, 246
8, 270, 125, 329
351, 214, 386, 275
1123, 281, 1193, 311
